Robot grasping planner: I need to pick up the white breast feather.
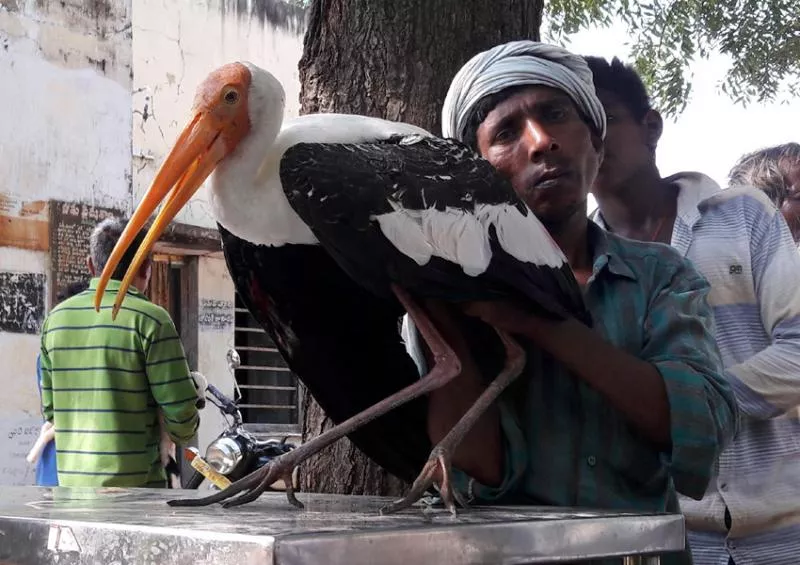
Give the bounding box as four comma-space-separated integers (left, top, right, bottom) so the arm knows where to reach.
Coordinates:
375, 202, 565, 277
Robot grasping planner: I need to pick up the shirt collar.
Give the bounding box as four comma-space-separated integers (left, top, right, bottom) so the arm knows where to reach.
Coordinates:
587, 220, 637, 281
664, 171, 722, 230
87, 277, 145, 297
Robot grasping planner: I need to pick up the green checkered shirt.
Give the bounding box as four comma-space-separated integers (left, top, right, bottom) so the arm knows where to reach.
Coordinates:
405, 222, 738, 565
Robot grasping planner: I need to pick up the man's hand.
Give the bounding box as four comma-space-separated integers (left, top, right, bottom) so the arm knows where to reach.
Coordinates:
464, 299, 671, 446
461, 300, 548, 335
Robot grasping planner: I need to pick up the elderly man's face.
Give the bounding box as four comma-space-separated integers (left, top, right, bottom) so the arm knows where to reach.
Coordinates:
780, 160, 800, 243
475, 85, 602, 227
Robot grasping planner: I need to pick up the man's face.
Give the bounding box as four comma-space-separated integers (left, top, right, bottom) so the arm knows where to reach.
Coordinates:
592, 89, 654, 196
475, 86, 602, 228
779, 160, 800, 243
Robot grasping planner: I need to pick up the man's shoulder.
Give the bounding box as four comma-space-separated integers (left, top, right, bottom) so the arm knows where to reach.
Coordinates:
122, 296, 175, 327
51, 291, 175, 328
605, 231, 706, 287
606, 230, 693, 267
700, 184, 779, 222
43, 292, 91, 324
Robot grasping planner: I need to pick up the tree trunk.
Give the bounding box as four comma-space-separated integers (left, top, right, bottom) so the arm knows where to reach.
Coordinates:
297, 0, 543, 496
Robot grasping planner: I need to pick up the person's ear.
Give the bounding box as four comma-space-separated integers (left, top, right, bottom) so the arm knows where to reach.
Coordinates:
643, 109, 663, 153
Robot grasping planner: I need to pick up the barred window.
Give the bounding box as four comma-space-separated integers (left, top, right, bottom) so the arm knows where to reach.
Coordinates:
233, 294, 300, 433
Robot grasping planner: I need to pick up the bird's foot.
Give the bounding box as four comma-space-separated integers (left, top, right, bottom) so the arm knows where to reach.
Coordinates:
379, 445, 468, 516
167, 451, 301, 509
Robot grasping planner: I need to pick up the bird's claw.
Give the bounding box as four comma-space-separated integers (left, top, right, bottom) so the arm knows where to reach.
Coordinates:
167, 453, 300, 509
380, 446, 468, 516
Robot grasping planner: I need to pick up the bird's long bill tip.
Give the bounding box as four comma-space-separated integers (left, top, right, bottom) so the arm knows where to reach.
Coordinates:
94, 112, 227, 316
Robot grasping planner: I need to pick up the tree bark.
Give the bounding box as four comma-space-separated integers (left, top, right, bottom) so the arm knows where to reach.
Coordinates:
297, 0, 543, 496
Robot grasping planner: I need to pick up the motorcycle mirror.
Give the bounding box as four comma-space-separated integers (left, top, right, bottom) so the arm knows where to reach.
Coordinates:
226, 348, 242, 402
226, 348, 241, 371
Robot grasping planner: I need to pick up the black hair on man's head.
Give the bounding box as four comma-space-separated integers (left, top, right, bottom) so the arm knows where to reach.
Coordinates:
89, 217, 147, 281
583, 56, 652, 120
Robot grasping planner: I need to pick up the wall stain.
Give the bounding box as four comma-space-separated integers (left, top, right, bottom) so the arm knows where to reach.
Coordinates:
218, 0, 307, 35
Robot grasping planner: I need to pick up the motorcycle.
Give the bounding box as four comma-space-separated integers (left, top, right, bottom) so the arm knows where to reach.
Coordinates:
183, 348, 297, 490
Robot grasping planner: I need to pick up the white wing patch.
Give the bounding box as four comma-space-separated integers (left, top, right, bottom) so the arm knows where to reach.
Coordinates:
374, 202, 565, 277
374, 207, 434, 267
474, 203, 566, 268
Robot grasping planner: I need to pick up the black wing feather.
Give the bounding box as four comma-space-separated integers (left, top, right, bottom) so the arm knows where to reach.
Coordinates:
280, 135, 591, 326
218, 225, 430, 483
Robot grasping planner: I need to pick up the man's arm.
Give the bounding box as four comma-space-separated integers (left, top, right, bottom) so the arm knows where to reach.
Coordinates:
726, 210, 800, 419
39, 336, 53, 423
144, 316, 199, 444
466, 260, 738, 499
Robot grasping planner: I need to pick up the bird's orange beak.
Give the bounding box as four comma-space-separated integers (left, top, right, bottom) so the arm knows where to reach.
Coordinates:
94, 111, 227, 318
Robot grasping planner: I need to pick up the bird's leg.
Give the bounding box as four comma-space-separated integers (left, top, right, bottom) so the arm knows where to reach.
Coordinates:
167, 284, 461, 509
381, 328, 526, 516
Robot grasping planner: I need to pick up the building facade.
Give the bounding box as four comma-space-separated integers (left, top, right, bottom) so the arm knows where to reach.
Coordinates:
0, 0, 306, 485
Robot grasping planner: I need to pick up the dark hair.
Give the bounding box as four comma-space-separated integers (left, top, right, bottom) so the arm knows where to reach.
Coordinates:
583, 56, 652, 120
57, 281, 90, 303
460, 84, 601, 151
729, 142, 800, 206
89, 217, 147, 281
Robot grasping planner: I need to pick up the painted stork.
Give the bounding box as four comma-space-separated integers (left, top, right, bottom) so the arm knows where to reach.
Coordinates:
95, 62, 590, 513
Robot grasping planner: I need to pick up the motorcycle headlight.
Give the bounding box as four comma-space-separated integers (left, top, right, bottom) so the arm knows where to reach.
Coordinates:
205, 437, 243, 475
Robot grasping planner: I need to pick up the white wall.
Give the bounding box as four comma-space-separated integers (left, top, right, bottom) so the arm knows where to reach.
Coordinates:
0, 247, 50, 485
195, 253, 237, 451
0, 0, 133, 209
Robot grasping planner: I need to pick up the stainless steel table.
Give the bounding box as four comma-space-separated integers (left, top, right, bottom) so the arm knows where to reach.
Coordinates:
0, 486, 684, 564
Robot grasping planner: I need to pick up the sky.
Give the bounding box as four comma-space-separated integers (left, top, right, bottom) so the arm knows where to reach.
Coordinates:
554, 23, 799, 212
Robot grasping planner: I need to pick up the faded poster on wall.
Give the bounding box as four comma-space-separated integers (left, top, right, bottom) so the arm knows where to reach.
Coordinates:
0, 272, 46, 334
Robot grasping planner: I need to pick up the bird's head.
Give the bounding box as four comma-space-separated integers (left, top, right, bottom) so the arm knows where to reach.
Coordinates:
93, 62, 279, 317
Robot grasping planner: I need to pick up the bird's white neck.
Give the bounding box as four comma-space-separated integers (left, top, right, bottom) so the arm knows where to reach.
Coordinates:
209, 65, 318, 247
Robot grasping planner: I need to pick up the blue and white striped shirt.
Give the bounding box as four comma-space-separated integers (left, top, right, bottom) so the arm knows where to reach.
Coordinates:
596, 172, 800, 565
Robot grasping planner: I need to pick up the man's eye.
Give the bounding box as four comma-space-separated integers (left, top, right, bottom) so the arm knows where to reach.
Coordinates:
493, 129, 515, 143
544, 107, 567, 121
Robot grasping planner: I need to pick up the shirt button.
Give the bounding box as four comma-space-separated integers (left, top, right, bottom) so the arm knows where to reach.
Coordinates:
587, 455, 597, 467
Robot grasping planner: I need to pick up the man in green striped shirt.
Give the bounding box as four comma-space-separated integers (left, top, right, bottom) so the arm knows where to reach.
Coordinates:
40, 217, 200, 487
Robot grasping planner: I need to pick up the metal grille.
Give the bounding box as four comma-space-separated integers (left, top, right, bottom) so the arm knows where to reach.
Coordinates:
233, 294, 300, 432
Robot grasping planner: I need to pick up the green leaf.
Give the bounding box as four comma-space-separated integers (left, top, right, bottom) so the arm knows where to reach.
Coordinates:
544, 0, 800, 117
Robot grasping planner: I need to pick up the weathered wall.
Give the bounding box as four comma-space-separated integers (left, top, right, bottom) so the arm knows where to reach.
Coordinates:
0, 245, 49, 485
0, 0, 307, 485
0, 0, 133, 485
195, 253, 236, 460
131, 0, 306, 229
0, 0, 134, 210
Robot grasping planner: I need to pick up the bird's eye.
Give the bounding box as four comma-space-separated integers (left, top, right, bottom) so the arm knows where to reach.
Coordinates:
224, 90, 239, 105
